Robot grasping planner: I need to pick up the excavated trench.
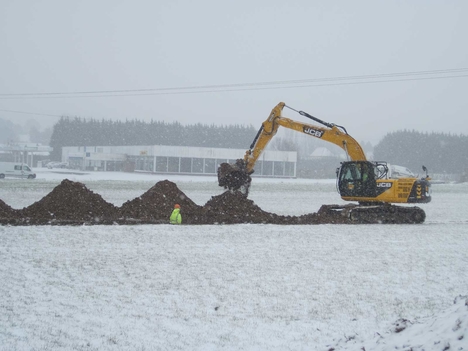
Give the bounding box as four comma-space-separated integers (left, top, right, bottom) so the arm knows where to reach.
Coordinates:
0, 179, 353, 226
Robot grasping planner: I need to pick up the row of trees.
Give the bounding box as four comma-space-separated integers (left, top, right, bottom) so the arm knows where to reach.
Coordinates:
49, 117, 468, 175
374, 130, 468, 174
50, 117, 258, 160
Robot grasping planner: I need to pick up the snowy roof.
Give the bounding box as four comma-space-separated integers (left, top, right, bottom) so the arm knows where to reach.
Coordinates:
310, 147, 334, 157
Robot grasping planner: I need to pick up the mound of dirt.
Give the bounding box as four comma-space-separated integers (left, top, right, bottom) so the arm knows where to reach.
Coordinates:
0, 199, 19, 221
119, 180, 203, 223
0, 178, 358, 226
193, 191, 335, 225
20, 179, 119, 224
194, 191, 275, 224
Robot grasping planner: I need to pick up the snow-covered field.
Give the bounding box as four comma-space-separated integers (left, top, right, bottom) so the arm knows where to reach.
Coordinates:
1, 169, 467, 350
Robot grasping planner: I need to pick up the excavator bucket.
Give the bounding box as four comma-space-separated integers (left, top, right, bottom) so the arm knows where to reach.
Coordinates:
217, 159, 252, 194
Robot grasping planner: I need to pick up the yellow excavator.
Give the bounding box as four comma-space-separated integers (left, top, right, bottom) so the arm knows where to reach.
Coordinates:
218, 102, 432, 224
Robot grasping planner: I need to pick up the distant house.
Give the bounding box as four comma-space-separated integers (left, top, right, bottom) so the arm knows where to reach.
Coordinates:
310, 147, 335, 158
297, 147, 345, 179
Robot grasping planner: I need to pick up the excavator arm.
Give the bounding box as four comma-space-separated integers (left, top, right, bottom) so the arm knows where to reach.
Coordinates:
218, 102, 366, 193
243, 102, 366, 172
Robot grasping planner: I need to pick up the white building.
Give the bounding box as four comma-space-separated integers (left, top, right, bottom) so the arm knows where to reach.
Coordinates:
62, 145, 297, 178
0, 144, 53, 167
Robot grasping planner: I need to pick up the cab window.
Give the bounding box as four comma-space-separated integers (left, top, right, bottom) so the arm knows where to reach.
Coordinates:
341, 164, 361, 181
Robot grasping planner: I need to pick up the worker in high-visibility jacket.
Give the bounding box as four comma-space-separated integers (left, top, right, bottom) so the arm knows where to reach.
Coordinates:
169, 204, 182, 224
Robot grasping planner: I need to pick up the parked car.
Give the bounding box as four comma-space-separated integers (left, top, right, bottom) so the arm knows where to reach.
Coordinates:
46, 161, 69, 169
388, 164, 416, 179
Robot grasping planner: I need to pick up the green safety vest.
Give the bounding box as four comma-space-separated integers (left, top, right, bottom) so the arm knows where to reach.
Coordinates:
170, 209, 182, 224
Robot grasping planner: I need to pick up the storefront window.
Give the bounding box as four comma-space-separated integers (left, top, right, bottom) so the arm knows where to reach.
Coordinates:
168, 157, 180, 172
285, 162, 295, 176
192, 158, 203, 173
262, 161, 273, 176
204, 159, 215, 173
180, 158, 192, 173
156, 157, 168, 172
273, 161, 284, 176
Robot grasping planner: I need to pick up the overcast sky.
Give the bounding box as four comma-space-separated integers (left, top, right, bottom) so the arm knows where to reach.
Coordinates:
1, 0, 467, 144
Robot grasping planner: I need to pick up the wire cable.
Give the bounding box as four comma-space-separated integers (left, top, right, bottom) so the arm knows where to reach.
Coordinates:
0, 67, 467, 99
0, 109, 64, 118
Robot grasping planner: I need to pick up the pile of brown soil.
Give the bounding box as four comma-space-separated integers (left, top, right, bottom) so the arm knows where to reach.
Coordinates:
19, 179, 119, 224
192, 191, 288, 224
0, 199, 19, 221
119, 180, 203, 223
191, 193, 352, 225
199, 191, 272, 224
1, 178, 354, 226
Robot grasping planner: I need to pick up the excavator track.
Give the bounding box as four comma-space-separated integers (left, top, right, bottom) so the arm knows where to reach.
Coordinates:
318, 204, 426, 224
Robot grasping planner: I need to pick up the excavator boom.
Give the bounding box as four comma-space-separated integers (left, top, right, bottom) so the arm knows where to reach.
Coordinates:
218, 102, 365, 193
243, 102, 366, 171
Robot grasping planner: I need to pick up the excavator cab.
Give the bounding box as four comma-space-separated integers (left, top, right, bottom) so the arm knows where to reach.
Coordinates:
337, 161, 379, 198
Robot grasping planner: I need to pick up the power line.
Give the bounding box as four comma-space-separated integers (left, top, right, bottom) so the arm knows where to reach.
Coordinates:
1, 73, 467, 100
0, 109, 63, 118
0, 68, 467, 100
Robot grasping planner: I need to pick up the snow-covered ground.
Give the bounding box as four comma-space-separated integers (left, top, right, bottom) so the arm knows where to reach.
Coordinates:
1, 169, 467, 350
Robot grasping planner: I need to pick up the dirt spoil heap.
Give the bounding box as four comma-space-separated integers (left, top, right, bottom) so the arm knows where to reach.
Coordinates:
1, 178, 353, 225
194, 191, 282, 224
20, 179, 119, 224
119, 180, 202, 223
0, 199, 19, 221
192, 191, 341, 225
